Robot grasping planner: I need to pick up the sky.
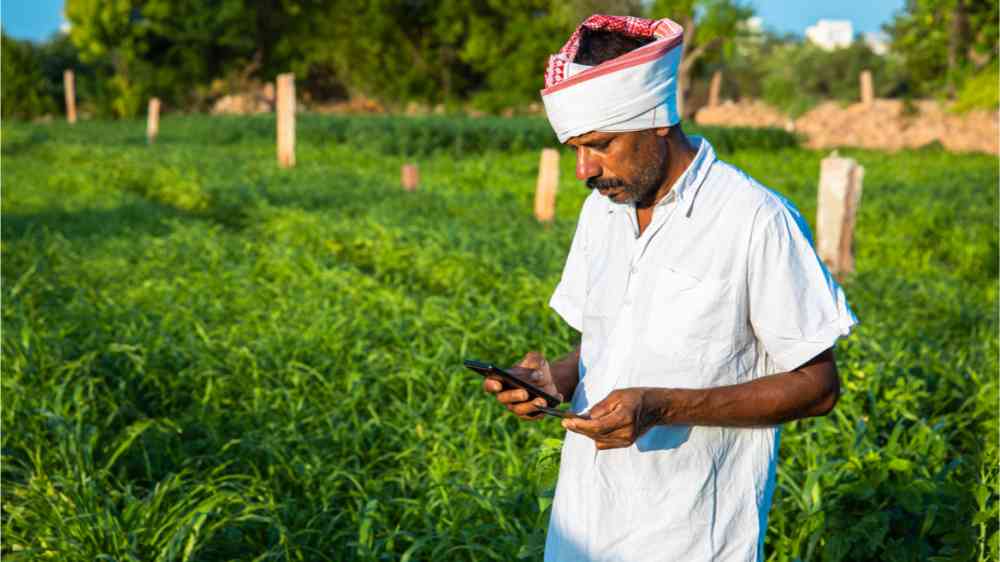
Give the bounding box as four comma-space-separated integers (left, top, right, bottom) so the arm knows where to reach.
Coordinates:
2, 0, 907, 42
2, 0, 65, 41
747, 0, 906, 37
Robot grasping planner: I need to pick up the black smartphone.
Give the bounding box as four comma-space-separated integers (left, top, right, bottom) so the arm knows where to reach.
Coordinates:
464, 359, 562, 408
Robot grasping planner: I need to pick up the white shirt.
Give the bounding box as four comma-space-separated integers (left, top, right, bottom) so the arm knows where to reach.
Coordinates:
544, 137, 857, 562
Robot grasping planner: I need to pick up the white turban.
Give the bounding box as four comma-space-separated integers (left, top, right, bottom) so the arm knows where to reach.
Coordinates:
541, 15, 685, 143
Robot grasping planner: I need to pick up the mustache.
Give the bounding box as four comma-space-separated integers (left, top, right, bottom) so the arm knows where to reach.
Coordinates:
586, 177, 626, 190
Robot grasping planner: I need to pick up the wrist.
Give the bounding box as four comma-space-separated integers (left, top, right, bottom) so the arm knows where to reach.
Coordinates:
550, 359, 578, 403
642, 387, 676, 426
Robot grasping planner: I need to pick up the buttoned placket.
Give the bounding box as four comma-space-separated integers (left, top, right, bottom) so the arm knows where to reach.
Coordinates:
621, 191, 680, 308
585, 193, 683, 473
580, 139, 711, 423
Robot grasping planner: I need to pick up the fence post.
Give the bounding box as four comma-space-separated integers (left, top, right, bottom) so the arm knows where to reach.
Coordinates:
708, 70, 722, 108
276, 73, 296, 168
64, 70, 77, 124
401, 163, 420, 191
146, 98, 161, 144
534, 148, 560, 222
860, 70, 874, 106
817, 153, 864, 276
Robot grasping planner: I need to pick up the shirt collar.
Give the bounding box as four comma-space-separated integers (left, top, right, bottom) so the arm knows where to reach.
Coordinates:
606, 135, 716, 216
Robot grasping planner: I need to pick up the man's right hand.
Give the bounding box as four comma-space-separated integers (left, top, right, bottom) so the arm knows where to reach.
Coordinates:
482, 351, 564, 421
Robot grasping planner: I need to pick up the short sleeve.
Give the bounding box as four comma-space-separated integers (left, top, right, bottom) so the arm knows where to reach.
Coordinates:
747, 204, 858, 372
548, 198, 592, 332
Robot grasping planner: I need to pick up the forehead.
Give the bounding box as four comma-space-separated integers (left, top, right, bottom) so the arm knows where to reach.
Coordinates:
565, 130, 620, 147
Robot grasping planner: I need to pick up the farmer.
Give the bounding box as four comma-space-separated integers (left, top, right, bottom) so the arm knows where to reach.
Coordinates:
482, 15, 857, 561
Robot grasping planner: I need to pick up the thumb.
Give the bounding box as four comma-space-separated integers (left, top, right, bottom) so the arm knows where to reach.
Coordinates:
588, 396, 618, 419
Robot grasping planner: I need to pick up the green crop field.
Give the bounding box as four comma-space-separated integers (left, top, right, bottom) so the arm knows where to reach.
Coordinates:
2, 115, 997, 561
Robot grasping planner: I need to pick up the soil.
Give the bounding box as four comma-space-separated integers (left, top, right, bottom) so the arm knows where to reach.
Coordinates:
695, 99, 998, 155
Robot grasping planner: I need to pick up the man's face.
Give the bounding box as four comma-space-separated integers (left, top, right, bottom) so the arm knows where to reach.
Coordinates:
566, 129, 669, 208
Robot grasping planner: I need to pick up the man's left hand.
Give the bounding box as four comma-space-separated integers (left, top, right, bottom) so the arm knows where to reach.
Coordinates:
562, 387, 667, 450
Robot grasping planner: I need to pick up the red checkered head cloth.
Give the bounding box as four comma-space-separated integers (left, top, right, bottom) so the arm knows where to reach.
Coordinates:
541, 15, 685, 142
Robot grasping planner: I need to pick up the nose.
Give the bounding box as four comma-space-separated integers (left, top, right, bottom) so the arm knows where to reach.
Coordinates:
575, 146, 601, 180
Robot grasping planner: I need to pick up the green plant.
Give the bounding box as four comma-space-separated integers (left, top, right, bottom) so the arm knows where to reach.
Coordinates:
2, 116, 995, 561
953, 66, 1000, 113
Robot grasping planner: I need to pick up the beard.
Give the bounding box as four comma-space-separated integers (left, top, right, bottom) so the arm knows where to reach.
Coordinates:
586, 153, 667, 208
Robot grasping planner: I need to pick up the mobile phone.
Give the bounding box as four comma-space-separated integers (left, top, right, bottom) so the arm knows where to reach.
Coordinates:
464, 359, 562, 409
535, 405, 589, 420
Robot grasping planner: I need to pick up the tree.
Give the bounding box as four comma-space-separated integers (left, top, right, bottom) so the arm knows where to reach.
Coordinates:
885, 0, 998, 98
64, 0, 324, 116
1, 33, 56, 119
757, 40, 901, 116
304, 0, 480, 107
459, 0, 577, 111
645, 0, 754, 117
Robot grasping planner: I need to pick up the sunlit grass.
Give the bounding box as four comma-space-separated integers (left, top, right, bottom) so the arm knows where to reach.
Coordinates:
2, 115, 996, 561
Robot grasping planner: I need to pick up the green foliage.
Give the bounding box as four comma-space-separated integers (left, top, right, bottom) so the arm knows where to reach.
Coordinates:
953, 66, 1000, 112
460, 1, 577, 112
0, 30, 120, 121
1, 33, 57, 120
647, 0, 754, 60
64, 0, 322, 116
2, 115, 996, 561
885, 0, 999, 98
646, 0, 755, 115
308, 0, 483, 106
758, 40, 901, 116
52, 0, 759, 115
311, 115, 799, 155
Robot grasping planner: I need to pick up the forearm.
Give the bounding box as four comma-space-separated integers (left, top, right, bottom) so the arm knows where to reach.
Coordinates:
648, 357, 839, 427
550, 345, 581, 403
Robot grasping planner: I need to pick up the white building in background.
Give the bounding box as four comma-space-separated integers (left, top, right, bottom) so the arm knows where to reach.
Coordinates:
863, 32, 889, 55
60, 10, 71, 34
805, 19, 854, 50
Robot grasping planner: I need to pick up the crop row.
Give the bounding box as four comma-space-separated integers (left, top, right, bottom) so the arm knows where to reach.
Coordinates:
2, 113, 800, 157
2, 117, 996, 561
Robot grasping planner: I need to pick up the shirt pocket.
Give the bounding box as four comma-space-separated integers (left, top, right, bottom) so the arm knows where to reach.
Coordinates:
642, 266, 736, 364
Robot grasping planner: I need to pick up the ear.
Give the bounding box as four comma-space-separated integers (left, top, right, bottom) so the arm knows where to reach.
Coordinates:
654, 127, 671, 138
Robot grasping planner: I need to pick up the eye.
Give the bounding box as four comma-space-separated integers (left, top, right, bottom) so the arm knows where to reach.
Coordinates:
593, 139, 612, 150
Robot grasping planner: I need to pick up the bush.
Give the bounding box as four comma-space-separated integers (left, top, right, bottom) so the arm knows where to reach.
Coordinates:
1, 33, 56, 120
308, 115, 800, 156
953, 67, 1000, 113
758, 41, 903, 117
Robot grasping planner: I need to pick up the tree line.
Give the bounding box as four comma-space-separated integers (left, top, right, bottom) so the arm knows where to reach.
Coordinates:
2, 0, 996, 120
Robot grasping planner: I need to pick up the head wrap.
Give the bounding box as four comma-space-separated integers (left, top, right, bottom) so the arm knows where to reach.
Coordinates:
541, 15, 684, 143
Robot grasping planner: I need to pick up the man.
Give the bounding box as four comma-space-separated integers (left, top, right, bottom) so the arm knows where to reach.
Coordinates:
482, 14, 858, 562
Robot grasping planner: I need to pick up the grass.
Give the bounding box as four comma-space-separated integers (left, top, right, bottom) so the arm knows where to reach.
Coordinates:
2, 115, 997, 561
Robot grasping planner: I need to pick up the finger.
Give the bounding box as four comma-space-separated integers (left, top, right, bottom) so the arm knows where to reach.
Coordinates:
496, 388, 530, 404
507, 402, 545, 421
517, 351, 544, 370
565, 414, 627, 436
561, 420, 601, 440
511, 398, 547, 417
482, 378, 503, 394
506, 366, 534, 379
518, 410, 545, 421
595, 439, 632, 450
593, 416, 632, 436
